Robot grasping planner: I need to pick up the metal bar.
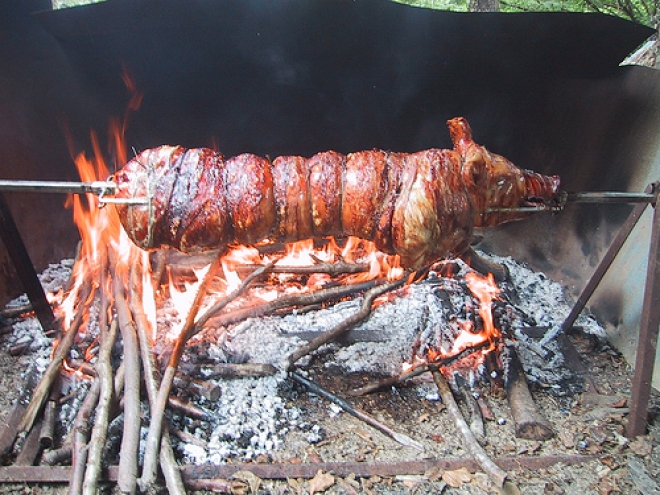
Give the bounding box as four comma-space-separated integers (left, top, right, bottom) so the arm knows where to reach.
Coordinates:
627, 186, 660, 438
0, 179, 116, 196
0, 455, 597, 483
564, 191, 656, 204
560, 183, 657, 333
486, 189, 657, 213
0, 192, 55, 332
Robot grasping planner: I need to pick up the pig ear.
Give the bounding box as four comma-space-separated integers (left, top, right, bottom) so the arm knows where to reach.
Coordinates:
447, 117, 474, 151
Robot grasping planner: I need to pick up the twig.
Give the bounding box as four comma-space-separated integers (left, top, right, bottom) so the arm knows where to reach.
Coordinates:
431, 369, 507, 487
350, 364, 430, 396
18, 282, 92, 437
236, 259, 369, 276
39, 376, 60, 449
454, 373, 485, 445
193, 261, 274, 332
139, 253, 223, 491
130, 267, 186, 495
199, 278, 382, 336
284, 276, 406, 369
68, 379, 100, 495
82, 319, 118, 495
290, 371, 424, 451
113, 272, 141, 495
197, 362, 277, 379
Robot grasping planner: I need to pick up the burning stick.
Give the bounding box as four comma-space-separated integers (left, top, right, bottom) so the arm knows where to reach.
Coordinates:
81, 319, 118, 495
69, 378, 100, 495
236, 258, 369, 276
112, 272, 141, 494
284, 276, 407, 369
290, 371, 424, 451
503, 345, 554, 441
192, 261, 274, 332
130, 267, 186, 495
431, 368, 508, 488
17, 282, 92, 441
139, 253, 223, 491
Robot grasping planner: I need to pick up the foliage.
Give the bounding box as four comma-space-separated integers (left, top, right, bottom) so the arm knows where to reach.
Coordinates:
394, 0, 658, 25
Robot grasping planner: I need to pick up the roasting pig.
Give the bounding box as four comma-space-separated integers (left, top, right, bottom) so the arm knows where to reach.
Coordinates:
112, 117, 560, 270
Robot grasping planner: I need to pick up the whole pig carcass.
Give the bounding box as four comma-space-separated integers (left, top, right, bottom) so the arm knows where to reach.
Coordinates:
112, 117, 560, 270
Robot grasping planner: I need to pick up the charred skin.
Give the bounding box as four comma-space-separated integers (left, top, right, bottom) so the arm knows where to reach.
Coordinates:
112, 118, 559, 270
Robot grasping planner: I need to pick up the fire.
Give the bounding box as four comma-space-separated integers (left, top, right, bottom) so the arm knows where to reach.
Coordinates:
408, 269, 503, 370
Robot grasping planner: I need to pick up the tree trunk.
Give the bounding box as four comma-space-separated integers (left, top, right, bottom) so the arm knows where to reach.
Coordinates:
468, 0, 500, 12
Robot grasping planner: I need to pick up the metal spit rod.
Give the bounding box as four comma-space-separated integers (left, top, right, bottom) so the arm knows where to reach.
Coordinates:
0, 178, 655, 209
0, 179, 149, 205
487, 189, 658, 213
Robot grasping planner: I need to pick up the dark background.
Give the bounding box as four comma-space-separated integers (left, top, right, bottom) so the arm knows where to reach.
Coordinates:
0, 0, 658, 312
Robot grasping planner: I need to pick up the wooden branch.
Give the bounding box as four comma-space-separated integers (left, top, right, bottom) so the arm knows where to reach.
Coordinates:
199, 278, 382, 337
504, 345, 554, 441
193, 261, 273, 332
112, 274, 141, 495
68, 378, 100, 495
460, 246, 509, 283
236, 259, 369, 276
454, 374, 485, 445
431, 369, 507, 488
18, 282, 92, 437
139, 253, 223, 492
82, 319, 118, 495
130, 267, 186, 495
350, 364, 430, 396
290, 372, 423, 451
284, 276, 406, 370
196, 362, 277, 379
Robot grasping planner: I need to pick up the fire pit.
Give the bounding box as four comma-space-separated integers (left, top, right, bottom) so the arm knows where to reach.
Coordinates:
1, 113, 659, 494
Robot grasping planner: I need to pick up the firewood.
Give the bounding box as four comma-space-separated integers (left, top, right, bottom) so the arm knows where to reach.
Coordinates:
139, 253, 223, 491
130, 267, 186, 495
454, 373, 486, 445
82, 319, 118, 495
236, 259, 369, 276
460, 246, 509, 283
112, 269, 141, 495
284, 276, 407, 370
503, 345, 554, 441
173, 375, 221, 401
69, 378, 100, 495
18, 282, 92, 439
195, 362, 277, 379
431, 368, 508, 488
14, 418, 43, 466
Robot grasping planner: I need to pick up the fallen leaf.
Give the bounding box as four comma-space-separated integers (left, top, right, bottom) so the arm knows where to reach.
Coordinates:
442, 467, 472, 488
608, 398, 627, 408
417, 412, 430, 423
424, 465, 442, 482
309, 469, 335, 494
629, 436, 653, 456
231, 470, 261, 494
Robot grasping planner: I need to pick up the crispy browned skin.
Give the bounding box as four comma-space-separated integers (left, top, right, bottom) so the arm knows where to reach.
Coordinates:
113, 118, 560, 270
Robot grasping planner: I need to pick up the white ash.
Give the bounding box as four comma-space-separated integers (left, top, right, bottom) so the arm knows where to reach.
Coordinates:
2, 253, 610, 466
481, 251, 607, 393
482, 251, 605, 337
